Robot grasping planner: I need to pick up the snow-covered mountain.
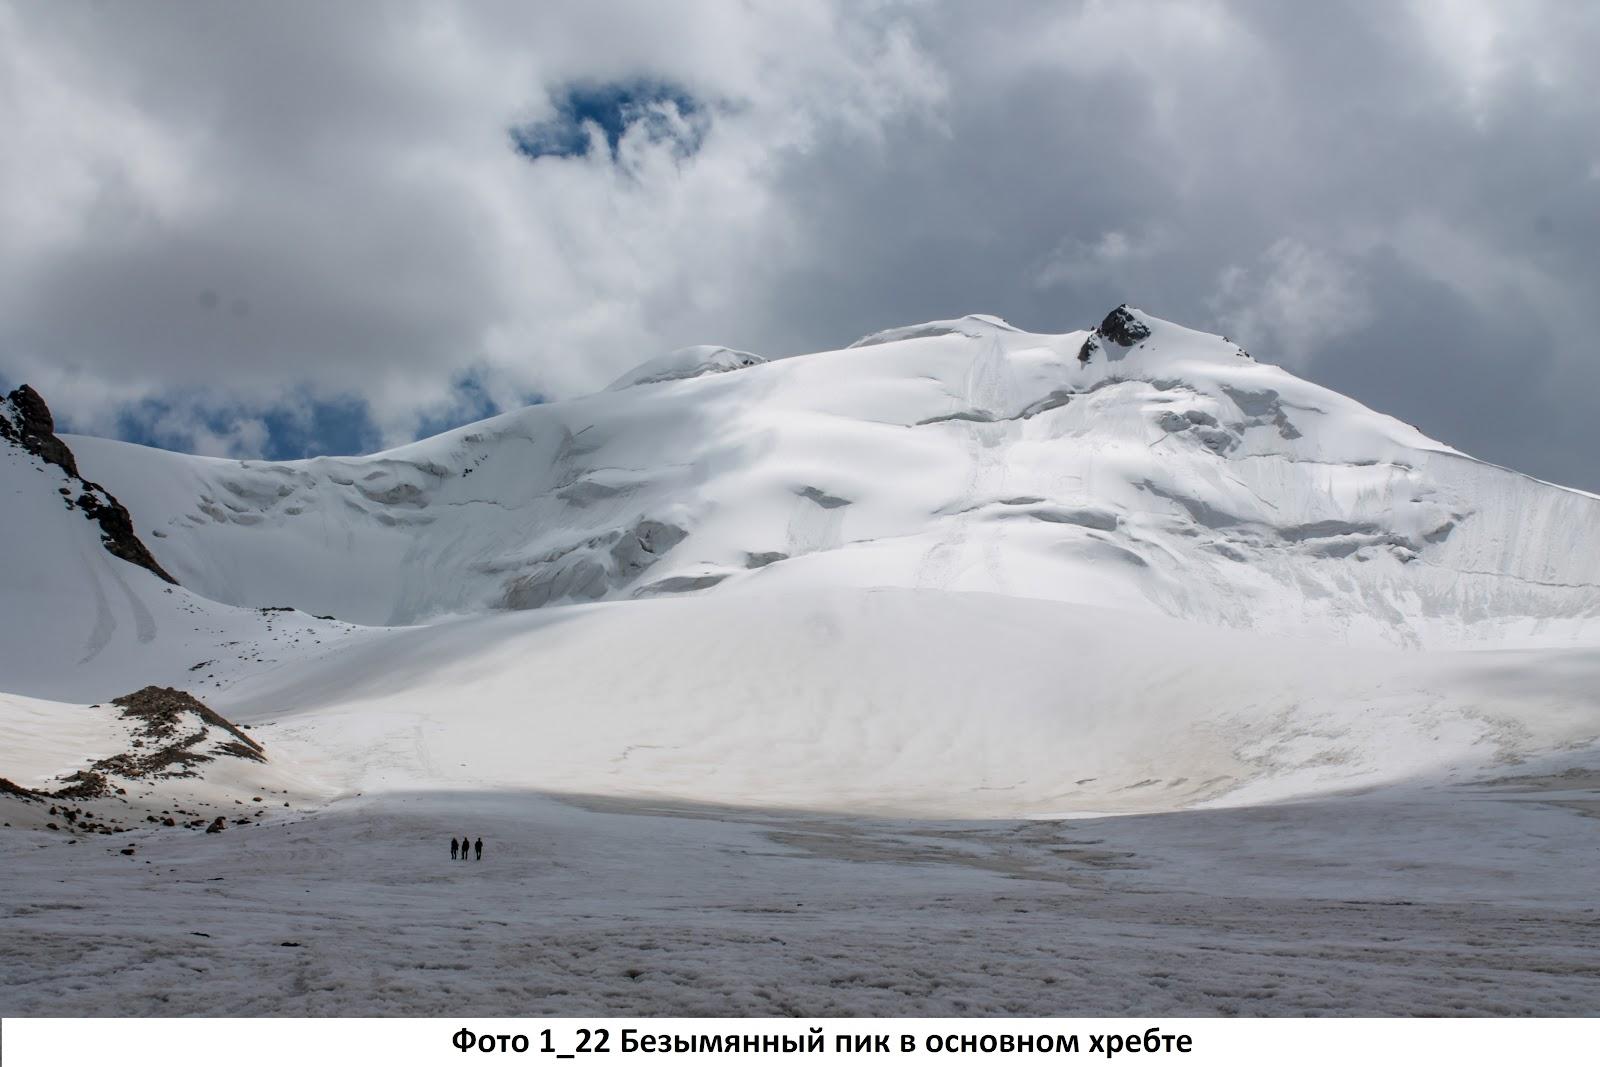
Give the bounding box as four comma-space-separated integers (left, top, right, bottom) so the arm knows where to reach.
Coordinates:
55, 306, 1600, 645
3, 306, 1599, 818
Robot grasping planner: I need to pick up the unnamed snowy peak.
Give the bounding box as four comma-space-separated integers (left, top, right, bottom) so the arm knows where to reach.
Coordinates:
10, 303, 1599, 652
3, 301, 1600, 827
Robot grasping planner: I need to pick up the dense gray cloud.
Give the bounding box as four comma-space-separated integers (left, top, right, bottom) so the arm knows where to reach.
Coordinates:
1, 1, 1596, 490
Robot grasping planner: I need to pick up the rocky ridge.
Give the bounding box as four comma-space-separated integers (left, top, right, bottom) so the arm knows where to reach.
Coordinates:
0, 384, 178, 584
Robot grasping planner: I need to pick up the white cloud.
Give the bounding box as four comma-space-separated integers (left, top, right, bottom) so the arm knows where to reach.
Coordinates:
0, 1, 944, 445
1209, 240, 1372, 368
1034, 229, 1163, 291
1404, 0, 1595, 119
2, 0, 1599, 492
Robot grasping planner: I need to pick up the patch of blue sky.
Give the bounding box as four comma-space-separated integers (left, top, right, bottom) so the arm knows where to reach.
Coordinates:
511, 79, 708, 162
105, 392, 382, 460
92, 372, 540, 460
411, 370, 539, 444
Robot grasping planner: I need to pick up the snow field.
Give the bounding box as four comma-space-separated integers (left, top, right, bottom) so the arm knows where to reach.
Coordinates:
5, 777, 1599, 1016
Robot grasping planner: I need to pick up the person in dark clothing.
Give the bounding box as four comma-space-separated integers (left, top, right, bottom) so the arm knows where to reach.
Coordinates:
474, 837, 483, 861
450, 837, 458, 860
460, 832, 469, 859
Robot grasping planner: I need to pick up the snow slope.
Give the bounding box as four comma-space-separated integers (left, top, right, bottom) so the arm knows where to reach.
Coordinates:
0, 394, 357, 702
220, 586, 1600, 818
6, 308, 1600, 1019
63, 308, 1600, 648
4, 306, 1599, 822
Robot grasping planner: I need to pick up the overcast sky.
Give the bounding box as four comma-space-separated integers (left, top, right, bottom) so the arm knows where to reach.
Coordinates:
2, 1, 1597, 489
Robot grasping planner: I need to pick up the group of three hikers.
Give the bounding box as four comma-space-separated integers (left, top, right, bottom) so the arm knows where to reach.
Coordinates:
451, 835, 484, 861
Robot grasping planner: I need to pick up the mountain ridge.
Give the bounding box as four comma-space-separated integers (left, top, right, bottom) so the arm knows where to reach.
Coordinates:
36, 305, 1598, 649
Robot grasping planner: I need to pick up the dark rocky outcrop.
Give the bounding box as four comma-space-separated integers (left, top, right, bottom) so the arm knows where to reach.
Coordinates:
0, 384, 179, 585
46, 687, 267, 800
0, 776, 41, 801
106, 686, 266, 770
1097, 305, 1152, 348
0, 384, 79, 474
1, 688, 264, 810
1077, 304, 1153, 364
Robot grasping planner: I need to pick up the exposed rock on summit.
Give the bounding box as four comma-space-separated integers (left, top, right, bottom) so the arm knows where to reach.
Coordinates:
1097, 304, 1154, 348
1077, 304, 1153, 364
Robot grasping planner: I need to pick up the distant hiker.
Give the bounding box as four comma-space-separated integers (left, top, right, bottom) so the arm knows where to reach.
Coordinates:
460, 832, 469, 859
474, 837, 483, 861
450, 837, 458, 860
